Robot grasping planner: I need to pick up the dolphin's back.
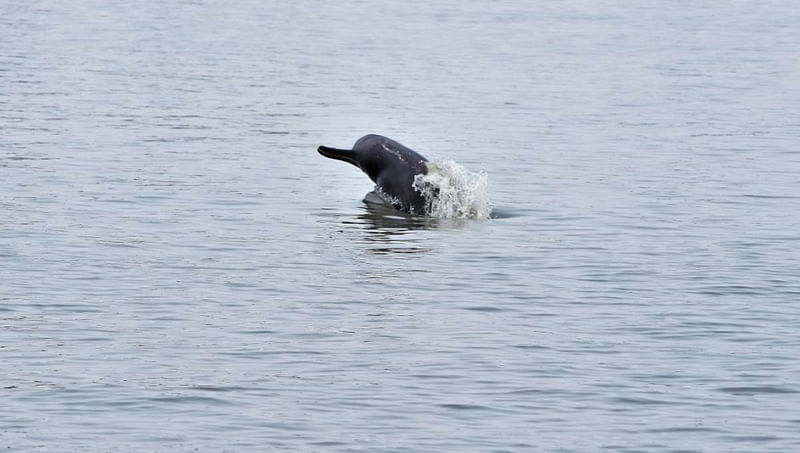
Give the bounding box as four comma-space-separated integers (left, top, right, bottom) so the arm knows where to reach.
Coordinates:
354, 134, 428, 165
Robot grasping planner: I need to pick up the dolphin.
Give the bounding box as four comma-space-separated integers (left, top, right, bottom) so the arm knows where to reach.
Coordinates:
318, 134, 430, 214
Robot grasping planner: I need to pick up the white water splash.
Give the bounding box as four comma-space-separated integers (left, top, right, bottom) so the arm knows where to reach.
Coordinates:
371, 186, 401, 210
413, 159, 491, 219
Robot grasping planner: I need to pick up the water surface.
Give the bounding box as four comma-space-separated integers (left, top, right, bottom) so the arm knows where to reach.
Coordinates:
2, 1, 800, 451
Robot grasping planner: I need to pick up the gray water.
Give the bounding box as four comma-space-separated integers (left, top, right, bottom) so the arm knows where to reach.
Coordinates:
3, 1, 800, 451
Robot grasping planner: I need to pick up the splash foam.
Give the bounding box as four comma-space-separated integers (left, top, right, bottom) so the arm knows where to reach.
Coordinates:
413, 160, 491, 219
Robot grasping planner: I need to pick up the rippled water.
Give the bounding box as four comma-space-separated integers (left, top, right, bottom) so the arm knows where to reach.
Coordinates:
3, 1, 800, 451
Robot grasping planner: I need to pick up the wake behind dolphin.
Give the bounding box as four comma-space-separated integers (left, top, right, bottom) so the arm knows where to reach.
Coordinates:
318, 134, 491, 219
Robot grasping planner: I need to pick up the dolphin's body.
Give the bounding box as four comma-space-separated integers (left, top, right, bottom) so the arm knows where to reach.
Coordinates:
318, 134, 430, 214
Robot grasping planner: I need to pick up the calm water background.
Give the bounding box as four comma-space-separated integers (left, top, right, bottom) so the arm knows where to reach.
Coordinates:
2, 1, 800, 451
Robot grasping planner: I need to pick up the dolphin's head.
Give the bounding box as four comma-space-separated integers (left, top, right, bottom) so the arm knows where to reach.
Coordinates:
318, 146, 359, 167
318, 135, 433, 213
318, 144, 381, 183
318, 135, 428, 185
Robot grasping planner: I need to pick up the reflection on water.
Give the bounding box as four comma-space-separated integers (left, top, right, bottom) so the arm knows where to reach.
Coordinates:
318, 194, 482, 255
350, 201, 434, 255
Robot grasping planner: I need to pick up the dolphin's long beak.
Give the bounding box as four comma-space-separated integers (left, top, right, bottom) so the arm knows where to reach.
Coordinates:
318, 146, 359, 167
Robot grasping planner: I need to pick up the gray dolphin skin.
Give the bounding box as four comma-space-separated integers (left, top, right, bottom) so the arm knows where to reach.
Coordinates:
318, 134, 430, 214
